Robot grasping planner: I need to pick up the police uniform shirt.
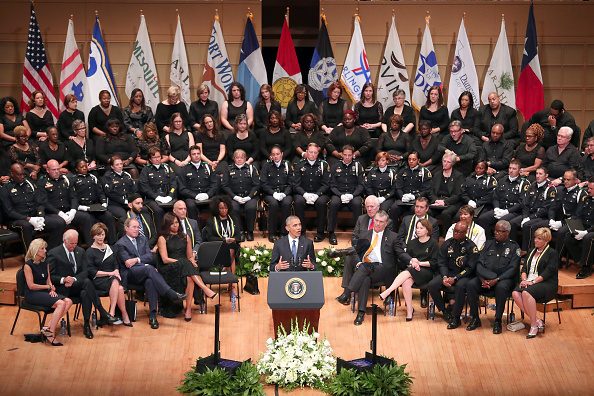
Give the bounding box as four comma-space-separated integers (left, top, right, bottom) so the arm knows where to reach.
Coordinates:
0, 178, 42, 220
261, 160, 293, 196
461, 173, 497, 205
222, 163, 259, 198
364, 166, 397, 198
103, 170, 135, 206
576, 194, 594, 231
522, 180, 557, 219
72, 173, 105, 206
395, 165, 432, 198
292, 158, 330, 196
438, 237, 479, 279
476, 238, 521, 281
178, 161, 218, 199
493, 175, 530, 212
37, 174, 76, 213
139, 163, 177, 199
330, 160, 364, 196
551, 184, 585, 220
445, 221, 486, 251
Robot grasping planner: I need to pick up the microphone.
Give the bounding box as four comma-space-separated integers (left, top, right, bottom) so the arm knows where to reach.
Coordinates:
326, 247, 357, 259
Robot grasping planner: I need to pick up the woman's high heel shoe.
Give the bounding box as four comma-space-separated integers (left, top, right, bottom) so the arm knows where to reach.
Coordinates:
40, 326, 53, 337
536, 318, 545, 331
526, 326, 539, 339
209, 292, 218, 300
45, 336, 63, 346
406, 308, 415, 322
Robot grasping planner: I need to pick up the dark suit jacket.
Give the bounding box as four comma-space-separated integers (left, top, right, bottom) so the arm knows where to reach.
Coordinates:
114, 234, 155, 287
181, 217, 202, 254
270, 235, 317, 272
357, 229, 399, 286
117, 211, 158, 248
48, 245, 87, 285
351, 214, 394, 246
521, 246, 558, 283
397, 214, 440, 247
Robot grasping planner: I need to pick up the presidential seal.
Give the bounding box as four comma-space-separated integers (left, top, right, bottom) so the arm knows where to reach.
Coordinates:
273, 77, 298, 108
285, 277, 307, 299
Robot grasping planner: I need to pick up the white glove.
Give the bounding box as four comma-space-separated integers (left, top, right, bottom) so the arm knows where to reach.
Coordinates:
378, 196, 386, 204
278, 193, 286, 201
124, 199, 128, 205
499, 209, 509, 218
341, 194, 350, 204
549, 220, 563, 231
102, 202, 108, 208
468, 200, 477, 208
78, 205, 90, 212
155, 196, 167, 204
66, 209, 77, 223
521, 217, 530, 227
242, 196, 252, 203
195, 193, 209, 201
493, 208, 502, 219
575, 230, 588, 240
401, 194, 411, 203
303, 193, 312, 202
28, 217, 44, 231
58, 211, 70, 224
233, 196, 243, 203
160, 196, 173, 204
273, 192, 283, 201
310, 194, 319, 203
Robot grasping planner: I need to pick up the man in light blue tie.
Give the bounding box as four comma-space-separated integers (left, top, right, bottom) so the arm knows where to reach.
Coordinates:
270, 216, 317, 272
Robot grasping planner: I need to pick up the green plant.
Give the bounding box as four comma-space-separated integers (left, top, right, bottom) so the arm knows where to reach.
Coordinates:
323, 362, 413, 396
177, 361, 265, 395
238, 244, 271, 278
316, 248, 345, 277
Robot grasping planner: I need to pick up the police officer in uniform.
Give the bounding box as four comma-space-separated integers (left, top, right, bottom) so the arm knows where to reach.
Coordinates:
460, 160, 497, 216
465, 220, 521, 334
0, 163, 64, 249
390, 152, 432, 222
139, 146, 177, 230
364, 151, 397, 213
260, 145, 294, 242
292, 143, 331, 242
178, 145, 219, 221
327, 145, 365, 245
428, 221, 478, 325
37, 159, 93, 247
222, 149, 260, 241
103, 155, 137, 221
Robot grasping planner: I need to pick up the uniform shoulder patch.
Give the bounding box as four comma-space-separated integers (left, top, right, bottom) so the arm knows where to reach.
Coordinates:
516, 248, 521, 257
472, 246, 478, 253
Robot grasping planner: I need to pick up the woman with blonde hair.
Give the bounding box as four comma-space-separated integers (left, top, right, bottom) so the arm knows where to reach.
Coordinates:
190, 84, 219, 131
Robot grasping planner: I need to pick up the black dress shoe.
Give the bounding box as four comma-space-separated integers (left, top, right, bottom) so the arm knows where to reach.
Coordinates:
314, 233, 325, 243
354, 312, 365, 326
447, 318, 461, 329
149, 317, 159, 329
420, 291, 428, 309
576, 266, 591, 279
246, 232, 254, 241
173, 292, 188, 302
268, 235, 276, 243
83, 325, 94, 339
493, 319, 502, 334
466, 317, 482, 331
103, 313, 117, 325
444, 311, 454, 323
335, 293, 350, 305
329, 233, 338, 245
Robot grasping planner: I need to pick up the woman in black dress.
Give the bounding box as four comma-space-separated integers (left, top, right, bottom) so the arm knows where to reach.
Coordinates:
24, 90, 52, 142
377, 114, 411, 168
23, 238, 73, 346
450, 91, 481, 146
157, 212, 217, 320
513, 123, 545, 181
254, 84, 281, 135
285, 84, 318, 132
326, 110, 372, 167
39, 126, 69, 174
381, 89, 415, 134
87, 223, 132, 326
195, 114, 226, 173
8, 126, 41, 180
379, 219, 438, 321
135, 121, 169, 168
96, 119, 139, 178
512, 227, 558, 339
293, 113, 327, 162
411, 120, 442, 174
260, 110, 292, 161
123, 88, 155, 139
0, 96, 31, 148
165, 112, 194, 175
66, 120, 97, 172
419, 85, 449, 139
189, 84, 219, 133
355, 82, 383, 138
220, 82, 253, 138
226, 114, 259, 166
319, 81, 348, 135
88, 90, 124, 142
56, 94, 85, 142
154, 86, 190, 135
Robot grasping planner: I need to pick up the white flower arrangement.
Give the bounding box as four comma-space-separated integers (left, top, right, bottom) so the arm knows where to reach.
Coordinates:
238, 244, 271, 277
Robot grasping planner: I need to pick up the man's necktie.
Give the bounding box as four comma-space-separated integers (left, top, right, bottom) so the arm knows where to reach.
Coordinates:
132, 238, 139, 254
364, 234, 379, 262
368, 219, 374, 230
413, 220, 418, 239
69, 251, 76, 273
292, 239, 297, 263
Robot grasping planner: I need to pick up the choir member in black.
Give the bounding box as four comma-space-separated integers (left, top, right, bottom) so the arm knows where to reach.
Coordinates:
71, 159, 117, 244
135, 121, 170, 169
154, 86, 190, 135
381, 89, 415, 134
165, 112, 194, 175
542, 126, 581, 186
139, 146, 177, 229
460, 160, 497, 214
0, 96, 30, 148
390, 152, 432, 221
326, 110, 372, 167
66, 120, 97, 172
450, 91, 481, 146
292, 143, 331, 242
220, 82, 253, 138
327, 145, 365, 245
513, 123, 545, 181
477, 160, 530, 238
24, 90, 51, 142
581, 137, 594, 181
465, 220, 521, 334
293, 113, 327, 162
412, 120, 442, 174
178, 145, 219, 221
481, 124, 513, 179
88, 90, 124, 142
427, 221, 479, 325
253, 84, 281, 134
285, 84, 318, 132
583, 120, 594, 151
429, 151, 464, 235
319, 82, 348, 134
96, 119, 139, 179
528, 99, 578, 149
354, 82, 383, 138
23, 239, 73, 346
377, 114, 411, 168
37, 159, 94, 247
226, 114, 259, 166
260, 111, 292, 161
0, 163, 64, 249
156, 212, 218, 320
419, 85, 449, 139
260, 145, 294, 242
222, 149, 259, 241
103, 156, 137, 220
8, 126, 41, 180
479, 92, 519, 147
123, 88, 155, 139
379, 219, 438, 321
189, 84, 219, 133
438, 120, 478, 176
87, 223, 132, 326
56, 94, 84, 142
38, 127, 68, 174
512, 227, 558, 339
364, 152, 397, 213
195, 114, 226, 173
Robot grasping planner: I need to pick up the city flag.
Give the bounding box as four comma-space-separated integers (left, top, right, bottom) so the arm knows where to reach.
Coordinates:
59, 19, 91, 117
87, 14, 119, 107
236, 16, 267, 107
340, 16, 371, 103
203, 14, 233, 106
481, 17, 515, 108
411, 16, 441, 111
272, 16, 302, 109
308, 15, 337, 105
170, 15, 191, 110
377, 15, 410, 109
516, 3, 543, 119
447, 18, 480, 114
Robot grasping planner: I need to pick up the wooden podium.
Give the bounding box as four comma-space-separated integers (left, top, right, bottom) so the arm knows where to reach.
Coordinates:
267, 272, 325, 338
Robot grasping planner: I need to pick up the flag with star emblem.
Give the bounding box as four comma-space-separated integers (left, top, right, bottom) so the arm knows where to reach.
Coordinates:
59, 18, 91, 117
21, 2, 59, 122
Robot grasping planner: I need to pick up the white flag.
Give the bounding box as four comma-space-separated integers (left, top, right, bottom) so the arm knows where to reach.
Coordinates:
340, 17, 371, 103
170, 15, 191, 110
126, 15, 160, 113
481, 19, 515, 109
377, 16, 410, 109
203, 16, 233, 106
411, 17, 441, 111
59, 19, 91, 118
447, 18, 480, 114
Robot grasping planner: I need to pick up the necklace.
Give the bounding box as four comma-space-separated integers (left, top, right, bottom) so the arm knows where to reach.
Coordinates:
93, 243, 107, 252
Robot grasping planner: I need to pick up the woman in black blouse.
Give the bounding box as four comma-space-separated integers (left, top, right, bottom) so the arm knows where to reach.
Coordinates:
513, 123, 545, 181
123, 88, 155, 139
260, 110, 292, 161
25, 90, 52, 142
220, 82, 253, 138
39, 126, 68, 174
411, 120, 442, 174
377, 114, 411, 168
195, 114, 226, 173
419, 85, 449, 139
88, 90, 124, 142
0, 97, 31, 148
165, 112, 194, 175
189, 84, 219, 132
155, 86, 190, 135
66, 120, 97, 172
285, 84, 318, 132
293, 113, 327, 162
450, 91, 481, 146
381, 89, 415, 134
8, 126, 41, 180
254, 84, 281, 134
96, 119, 139, 178
226, 114, 259, 166
135, 121, 169, 168
56, 94, 85, 142
355, 82, 383, 138
326, 110, 372, 167
319, 82, 348, 134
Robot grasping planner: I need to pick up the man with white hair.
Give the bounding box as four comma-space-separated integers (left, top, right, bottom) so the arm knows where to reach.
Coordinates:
541, 126, 581, 186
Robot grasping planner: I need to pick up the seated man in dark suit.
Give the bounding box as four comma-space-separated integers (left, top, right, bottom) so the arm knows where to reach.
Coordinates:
173, 200, 202, 256
48, 229, 117, 340
270, 216, 316, 272
335, 210, 398, 326
117, 193, 158, 249
115, 217, 187, 329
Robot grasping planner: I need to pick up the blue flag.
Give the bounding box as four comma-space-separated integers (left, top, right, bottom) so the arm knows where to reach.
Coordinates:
308, 17, 337, 105
87, 15, 119, 106
236, 17, 267, 107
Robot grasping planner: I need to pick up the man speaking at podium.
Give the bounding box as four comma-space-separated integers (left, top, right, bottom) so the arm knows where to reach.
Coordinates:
270, 216, 317, 272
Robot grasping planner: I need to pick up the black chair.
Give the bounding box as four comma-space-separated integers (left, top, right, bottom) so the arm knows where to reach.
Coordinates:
0, 228, 20, 271
521, 294, 562, 334
197, 241, 241, 313
11, 268, 71, 336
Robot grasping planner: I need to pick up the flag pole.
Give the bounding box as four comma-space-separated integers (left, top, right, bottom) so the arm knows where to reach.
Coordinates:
502, 13, 505, 21
247, 7, 253, 22
215, 9, 219, 22
426, 11, 430, 26
355, 8, 360, 23
140, 9, 143, 16
70, 14, 73, 21
286, 7, 289, 26
321, 8, 326, 25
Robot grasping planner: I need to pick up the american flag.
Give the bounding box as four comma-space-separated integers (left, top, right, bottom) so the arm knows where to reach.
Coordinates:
21, 3, 59, 122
